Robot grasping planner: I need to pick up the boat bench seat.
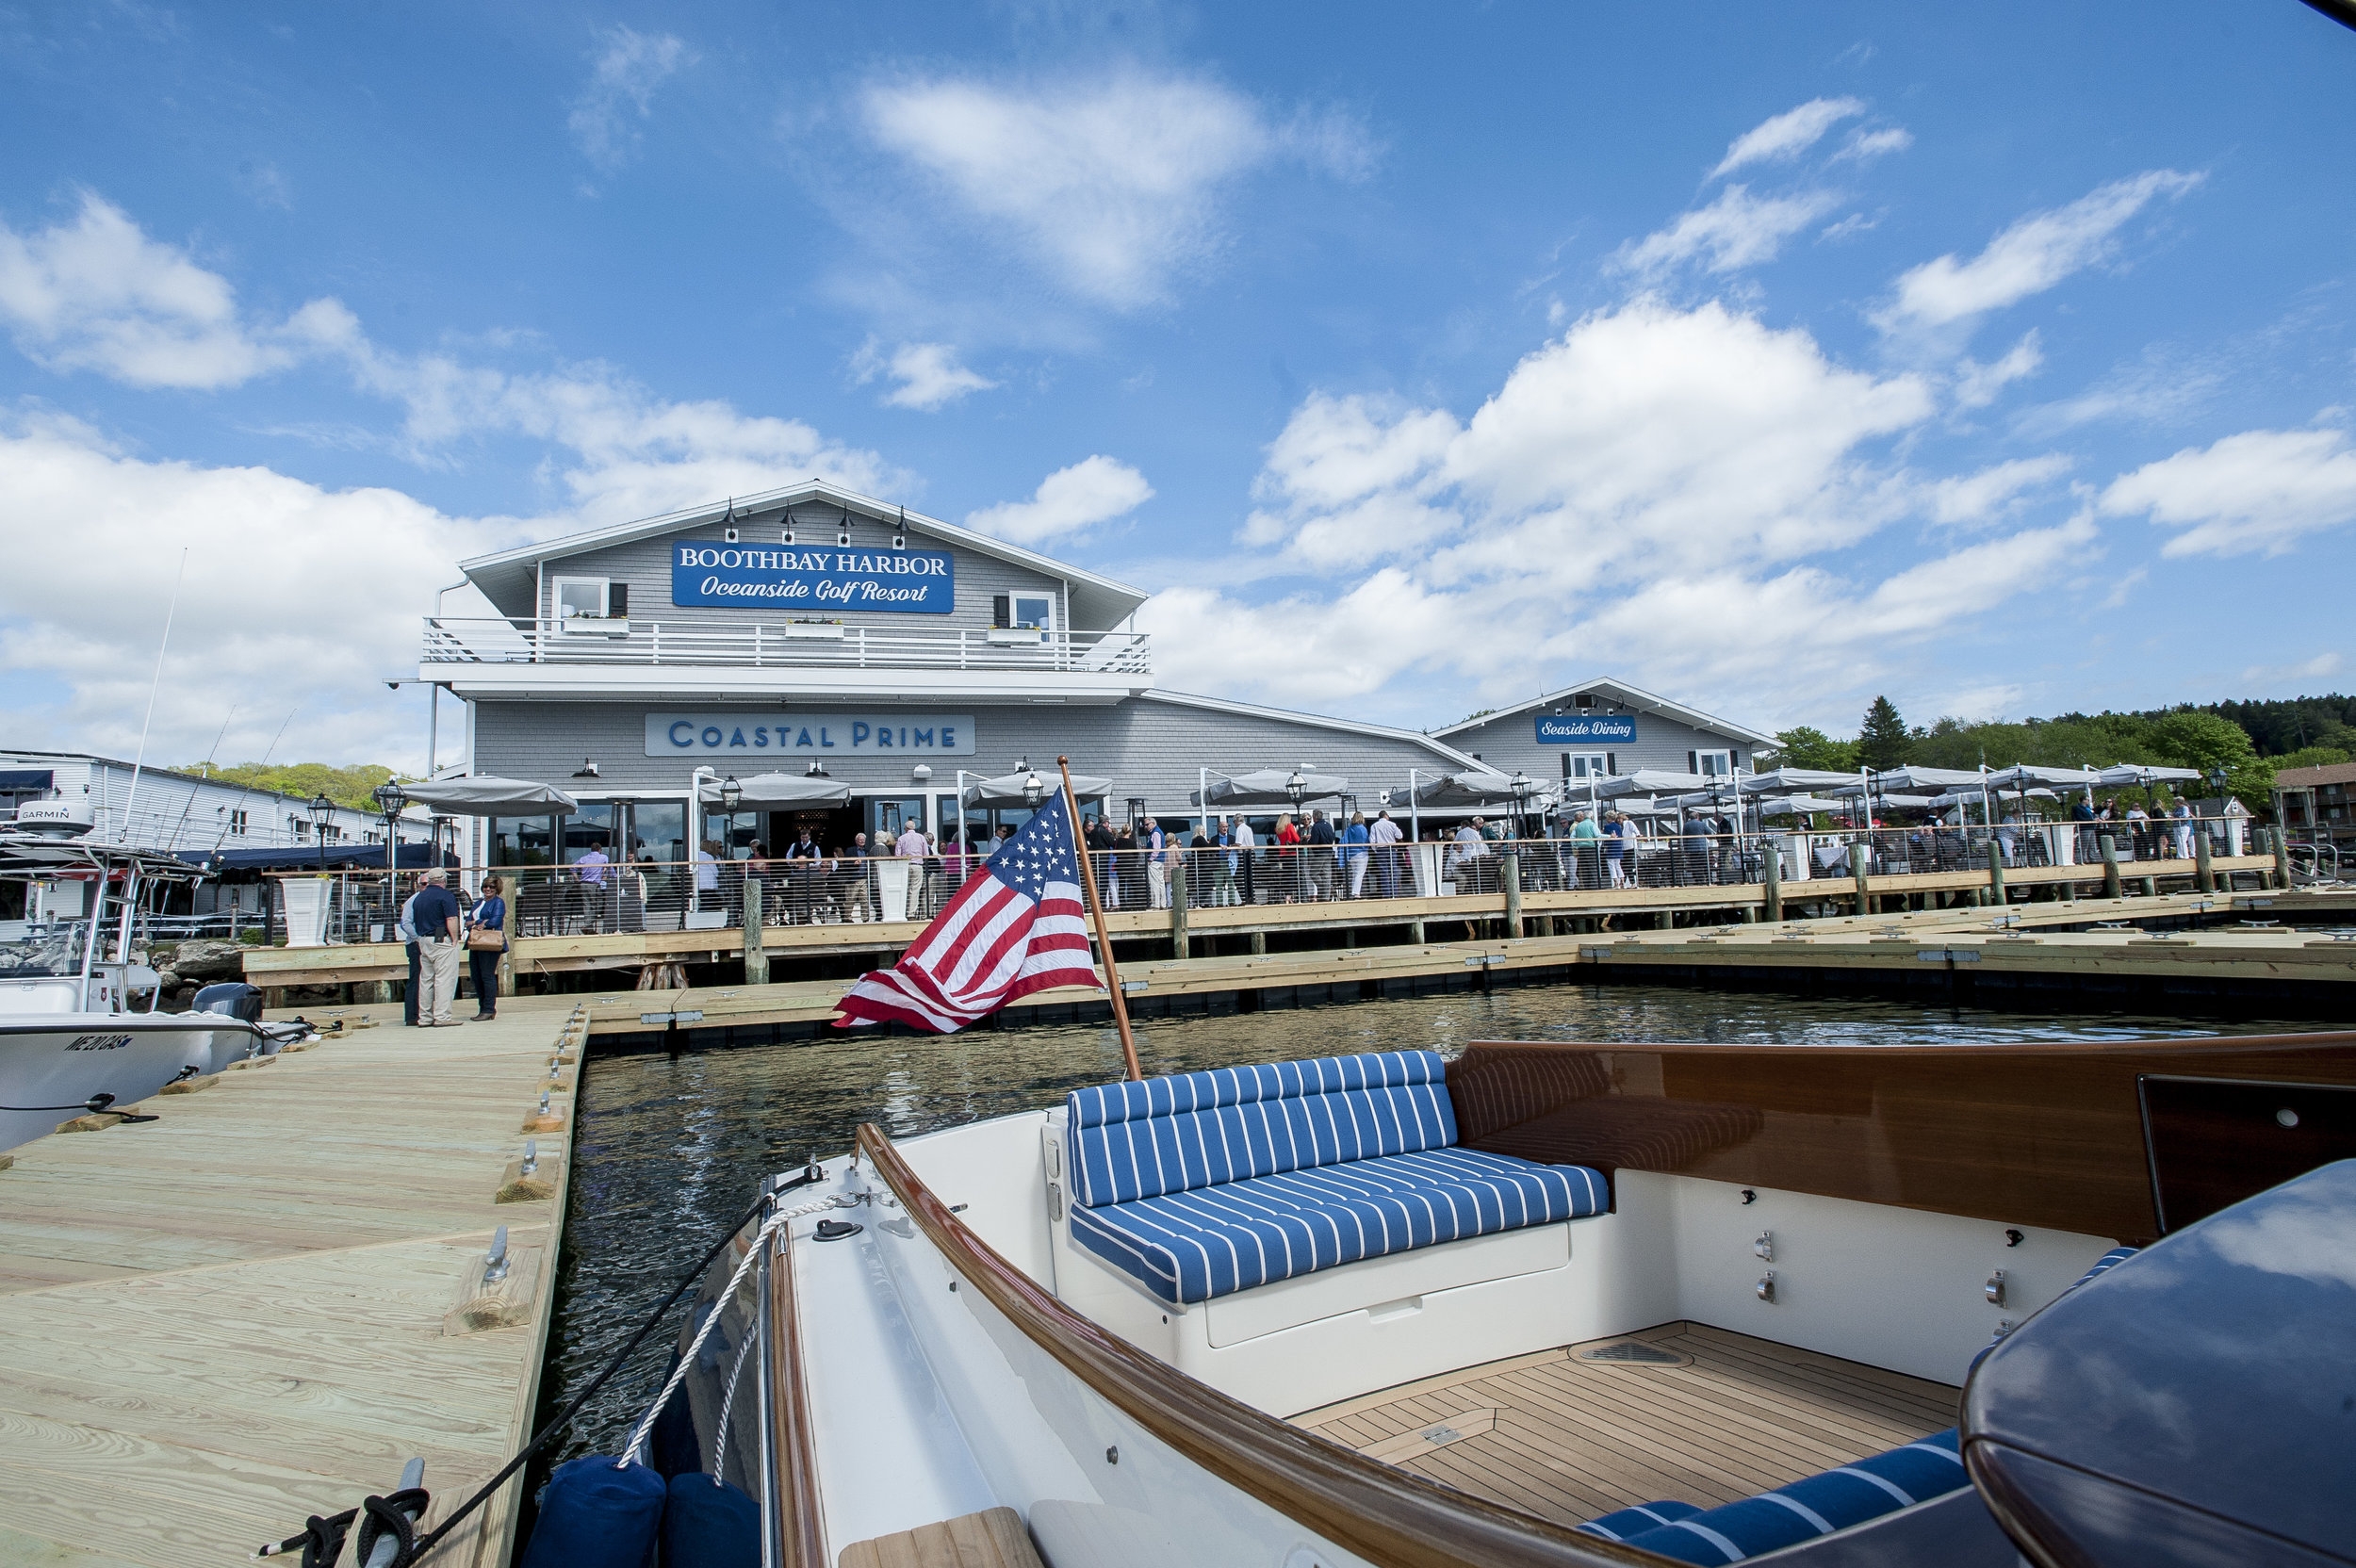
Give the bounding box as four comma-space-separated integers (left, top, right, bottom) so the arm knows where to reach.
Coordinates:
1577, 1429, 1968, 1563
1063, 1050, 1608, 1306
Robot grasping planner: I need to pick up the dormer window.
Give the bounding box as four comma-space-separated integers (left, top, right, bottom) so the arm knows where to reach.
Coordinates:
554, 577, 628, 630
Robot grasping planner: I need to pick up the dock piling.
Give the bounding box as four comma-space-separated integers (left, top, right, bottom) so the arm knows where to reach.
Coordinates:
2196, 831, 2216, 893
1852, 839, 1872, 917
1986, 840, 2006, 906
1763, 843, 1782, 923
1170, 859, 1189, 959
2100, 836, 2122, 900
1502, 848, 1522, 939
743, 877, 768, 987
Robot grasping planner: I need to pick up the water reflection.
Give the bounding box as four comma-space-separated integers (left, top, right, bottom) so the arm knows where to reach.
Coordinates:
533, 981, 2313, 1466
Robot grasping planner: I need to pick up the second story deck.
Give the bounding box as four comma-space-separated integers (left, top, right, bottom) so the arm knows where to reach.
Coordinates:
420, 616, 1155, 702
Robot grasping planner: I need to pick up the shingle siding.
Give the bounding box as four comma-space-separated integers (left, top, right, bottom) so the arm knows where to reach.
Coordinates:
1438, 709, 1756, 781
541, 510, 1071, 635
471, 694, 1474, 817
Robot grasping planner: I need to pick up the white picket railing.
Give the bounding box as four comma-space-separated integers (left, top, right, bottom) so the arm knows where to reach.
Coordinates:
421, 617, 1153, 675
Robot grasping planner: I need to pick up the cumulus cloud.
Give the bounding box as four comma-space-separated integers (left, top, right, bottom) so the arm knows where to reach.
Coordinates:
967, 455, 1153, 545
1613, 185, 1842, 277
568, 26, 694, 172
0, 409, 523, 771
0, 193, 343, 389
1878, 170, 2203, 333
852, 339, 998, 411
1926, 453, 2073, 527
860, 69, 1372, 307
1151, 300, 1975, 707
2099, 425, 2356, 558
1709, 98, 1864, 179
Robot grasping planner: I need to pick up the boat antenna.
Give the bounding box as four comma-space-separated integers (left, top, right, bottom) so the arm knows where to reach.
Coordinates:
120, 548, 187, 844
164, 704, 238, 850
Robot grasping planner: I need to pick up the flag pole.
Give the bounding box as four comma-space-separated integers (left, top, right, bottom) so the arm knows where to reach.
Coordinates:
1061, 756, 1141, 1082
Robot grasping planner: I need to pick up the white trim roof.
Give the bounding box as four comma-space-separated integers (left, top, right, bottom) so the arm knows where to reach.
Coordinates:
1430, 676, 1775, 747
1142, 690, 1485, 768
458, 478, 1151, 630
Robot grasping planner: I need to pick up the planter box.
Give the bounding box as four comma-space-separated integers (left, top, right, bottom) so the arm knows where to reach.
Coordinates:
783, 624, 846, 641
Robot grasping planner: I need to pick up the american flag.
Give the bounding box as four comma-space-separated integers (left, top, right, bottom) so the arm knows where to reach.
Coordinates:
832, 797, 1101, 1032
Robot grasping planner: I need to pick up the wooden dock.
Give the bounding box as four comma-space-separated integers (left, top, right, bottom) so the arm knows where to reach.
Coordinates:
0, 996, 587, 1567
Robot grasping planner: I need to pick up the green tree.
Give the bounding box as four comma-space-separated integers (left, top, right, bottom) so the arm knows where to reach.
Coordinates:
181, 761, 406, 811
1855, 696, 1912, 772
1767, 726, 1857, 772
2147, 710, 2259, 776
2271, 745, 2353, 772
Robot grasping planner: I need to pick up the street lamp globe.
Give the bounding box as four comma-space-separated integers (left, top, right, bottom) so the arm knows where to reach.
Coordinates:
720, 775, 743, 813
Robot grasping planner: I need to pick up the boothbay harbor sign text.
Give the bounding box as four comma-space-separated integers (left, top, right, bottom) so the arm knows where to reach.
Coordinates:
646, 713, 977, 756
1535, 713, 1638, 744
670, 541, 956, 612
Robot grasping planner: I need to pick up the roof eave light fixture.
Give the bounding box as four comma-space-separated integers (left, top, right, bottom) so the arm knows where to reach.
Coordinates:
806, 759, 829, 778
892, 507, 908, 550
572, 758, 600, 779
838, 505, 853, 548
720, 496, 741, 544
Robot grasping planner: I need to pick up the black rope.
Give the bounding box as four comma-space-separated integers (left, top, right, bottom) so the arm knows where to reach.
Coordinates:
399, 1173, 810, 1562
0, 1092, 116, 1114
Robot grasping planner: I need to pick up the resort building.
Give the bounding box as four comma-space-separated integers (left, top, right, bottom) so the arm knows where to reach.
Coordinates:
1431, 678, 1776, 790
424, 482, 1771, 871
0, 750, 415, 855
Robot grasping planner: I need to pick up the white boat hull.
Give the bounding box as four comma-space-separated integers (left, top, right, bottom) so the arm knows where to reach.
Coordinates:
0, 1016, 255, 1152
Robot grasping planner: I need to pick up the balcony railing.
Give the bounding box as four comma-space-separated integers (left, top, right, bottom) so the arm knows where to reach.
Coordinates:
421, 617, 1152, 675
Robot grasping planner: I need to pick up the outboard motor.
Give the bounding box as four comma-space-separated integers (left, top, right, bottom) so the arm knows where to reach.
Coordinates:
191, 981, 265, 1024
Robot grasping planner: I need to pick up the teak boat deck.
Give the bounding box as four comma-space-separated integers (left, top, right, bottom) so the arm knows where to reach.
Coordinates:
1294, 1322, 1960, 1528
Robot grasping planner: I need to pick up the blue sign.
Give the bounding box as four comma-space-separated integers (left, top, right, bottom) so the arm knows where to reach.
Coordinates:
1536, 713, 1637, 744
670, 541, 955, 613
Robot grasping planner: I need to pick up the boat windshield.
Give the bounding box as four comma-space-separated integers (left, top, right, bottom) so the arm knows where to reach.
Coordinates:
0, 926, 87, 979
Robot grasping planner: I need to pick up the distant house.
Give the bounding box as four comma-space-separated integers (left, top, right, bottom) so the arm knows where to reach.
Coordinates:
2273, 760, 2356, 842
1430, 677, 1775, 790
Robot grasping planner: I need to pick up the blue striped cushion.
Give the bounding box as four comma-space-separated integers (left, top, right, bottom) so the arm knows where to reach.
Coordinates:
2075, 1245, 2137, 1285
1575, 1501, 1702, 1542
1617, 1429, 1968, 1563
1065, 1052, 1456, 1206
1067, 1146, 1608, 1303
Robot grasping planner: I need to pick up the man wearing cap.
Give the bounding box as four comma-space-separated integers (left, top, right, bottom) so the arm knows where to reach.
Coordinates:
412, 869, 465, 1026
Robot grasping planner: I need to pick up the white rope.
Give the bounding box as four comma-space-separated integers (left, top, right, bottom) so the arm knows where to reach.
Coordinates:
617, 1192, 856, 1468
706, 1318, 760, 1486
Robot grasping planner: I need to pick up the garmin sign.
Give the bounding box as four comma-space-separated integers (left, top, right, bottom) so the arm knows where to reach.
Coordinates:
1536, 713, 1638, 744
646, 712, 976, 756
670, 541, 955, 612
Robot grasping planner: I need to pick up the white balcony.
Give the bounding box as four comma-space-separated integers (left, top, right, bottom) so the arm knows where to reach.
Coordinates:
419, 617, 1154, 703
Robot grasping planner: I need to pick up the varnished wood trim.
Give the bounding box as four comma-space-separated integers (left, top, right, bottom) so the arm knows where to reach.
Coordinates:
766, 1214, 828, 1568
854, 1123, 1657, 1568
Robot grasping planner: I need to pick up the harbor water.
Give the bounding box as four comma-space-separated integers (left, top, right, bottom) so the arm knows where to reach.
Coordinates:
534, 980, 2328, 1471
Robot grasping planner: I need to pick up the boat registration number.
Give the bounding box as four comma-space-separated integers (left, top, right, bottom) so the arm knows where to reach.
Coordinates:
66, 1035, 134, 1052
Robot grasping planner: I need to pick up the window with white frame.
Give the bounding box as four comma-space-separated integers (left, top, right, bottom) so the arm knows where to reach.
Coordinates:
1689, 749, 1734, 777
554, 576, 627, 630
1563, 753, 1612, 780
228, 808, 248, 836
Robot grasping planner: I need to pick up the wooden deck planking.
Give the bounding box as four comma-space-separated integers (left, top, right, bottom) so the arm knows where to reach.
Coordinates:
1300, 1323, 1957, 1527
0, 995, 587, 1568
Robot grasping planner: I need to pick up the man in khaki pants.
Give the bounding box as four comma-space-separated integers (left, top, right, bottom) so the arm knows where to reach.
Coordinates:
412, 868, 466, 1026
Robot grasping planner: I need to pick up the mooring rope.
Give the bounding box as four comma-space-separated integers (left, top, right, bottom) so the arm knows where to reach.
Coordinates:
704, 1298, 762, 1487
618, 1192, 858, 1468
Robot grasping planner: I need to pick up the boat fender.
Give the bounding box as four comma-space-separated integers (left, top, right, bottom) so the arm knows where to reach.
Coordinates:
518, 1456, 665, 1568
659, 1473, 760, 1568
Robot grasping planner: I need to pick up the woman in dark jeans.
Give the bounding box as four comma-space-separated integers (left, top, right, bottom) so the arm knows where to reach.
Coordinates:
467, 874, 507, 1021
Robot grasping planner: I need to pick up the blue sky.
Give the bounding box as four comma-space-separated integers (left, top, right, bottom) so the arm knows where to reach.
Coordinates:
3, 2, 2353, 769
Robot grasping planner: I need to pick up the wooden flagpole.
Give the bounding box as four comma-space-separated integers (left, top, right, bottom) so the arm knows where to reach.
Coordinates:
1060, 755, 1141, 1082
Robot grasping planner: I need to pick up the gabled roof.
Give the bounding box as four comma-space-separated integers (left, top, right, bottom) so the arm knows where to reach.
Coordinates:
1430, 676, 1775, 747
458, 479, 1152, 631
2276, 761, 2356, 789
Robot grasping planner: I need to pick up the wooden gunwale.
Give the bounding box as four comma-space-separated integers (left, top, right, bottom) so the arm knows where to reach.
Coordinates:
766, 1216, 828, 1568
849, 1122, 1653, 1568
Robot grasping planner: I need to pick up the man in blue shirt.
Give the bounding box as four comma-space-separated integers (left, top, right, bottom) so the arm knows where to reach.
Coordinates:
410, 869, 465, 1026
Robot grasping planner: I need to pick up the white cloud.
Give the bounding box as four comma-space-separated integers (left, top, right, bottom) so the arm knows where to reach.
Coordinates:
852, 339, 998, 411
1927, 453, 2073, 526
2241, 651, 2345, 686
1710, 98, 1865, 179
0, 193, 341, 389
860, 69, 1371, 308
0, 409, 523, 771
1613, 185, 1841, 277
1879, 170, 2204, 333
1953, 330, 2044, 409
1831, 126, 1912, 165
567, 26, 693, 172
2099, 425, 2356, 558
967, 455, 1153, 546
1153, 300, 1980, 709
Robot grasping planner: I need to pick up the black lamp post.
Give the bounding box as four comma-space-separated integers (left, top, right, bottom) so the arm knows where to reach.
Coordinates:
1509, 771, 1531, 839
308, 792, 334, 875
1285, 770, 1308, 819
1021, 763, 1045, 808
719, 775, 743, 855
372, 780, 407, 924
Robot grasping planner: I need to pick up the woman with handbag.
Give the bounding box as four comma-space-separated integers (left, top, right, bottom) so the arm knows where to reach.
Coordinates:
466, 875, 508, 1021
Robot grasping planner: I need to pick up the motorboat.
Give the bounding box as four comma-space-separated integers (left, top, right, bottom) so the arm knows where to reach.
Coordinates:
585, 1027, 2356, 1568
0, 825, 271, 1152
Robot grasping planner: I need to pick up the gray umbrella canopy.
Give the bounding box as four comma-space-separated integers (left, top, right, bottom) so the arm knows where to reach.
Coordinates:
1738, 768, 1859, 794
1759, 794, 1851, 816
1191, 769, 1350, 808
2094, 763, 2201, 788
961, 770, 1112, 807
1405, 770, 1527, 808
697, 772, 852, 807
1983, 764, 2100, 790
1592, 769, 1715, 799
401, 776, 580, 816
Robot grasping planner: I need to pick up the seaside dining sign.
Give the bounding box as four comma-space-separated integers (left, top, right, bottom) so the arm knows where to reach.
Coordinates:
646, 712, 976, 756
670, 541, 956, 613
1535, 713, 1638, 744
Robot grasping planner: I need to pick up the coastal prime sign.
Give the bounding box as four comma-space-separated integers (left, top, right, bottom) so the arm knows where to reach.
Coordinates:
670, 541, 955, 613
1535, 713, 1638, 744
646, 712, 976, 757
